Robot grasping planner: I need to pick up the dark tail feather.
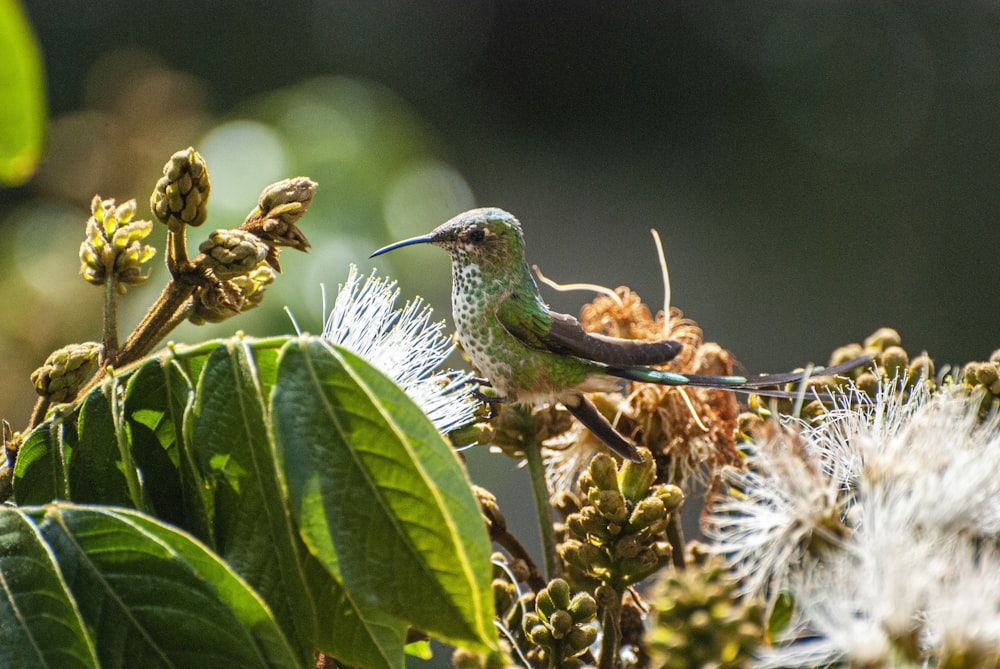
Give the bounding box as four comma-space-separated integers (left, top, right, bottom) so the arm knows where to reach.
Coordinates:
607, 355, 873, 399
564, 394, 643, 462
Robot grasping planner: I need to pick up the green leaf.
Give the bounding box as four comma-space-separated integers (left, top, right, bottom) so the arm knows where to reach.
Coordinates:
188, 338, 316, 663
70, 385, 130, 506
0, 0, 45, 185
124, 510, 300, 669
121, 354, 219, 544
304, 549, 407, 669
13, 418, 67, 505
32, 503, 295, 669
271, 336, 495, 650
0, 507, 99, 668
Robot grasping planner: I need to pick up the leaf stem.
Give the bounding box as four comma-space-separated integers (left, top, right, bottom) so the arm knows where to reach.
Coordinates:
107, 375, 149, 513
101, 276, 120, 365
524, 439, 558, 581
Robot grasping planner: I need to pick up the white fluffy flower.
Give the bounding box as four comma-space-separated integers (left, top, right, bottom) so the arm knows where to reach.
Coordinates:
705, 377, 1000, 668
320, 265, 479, 434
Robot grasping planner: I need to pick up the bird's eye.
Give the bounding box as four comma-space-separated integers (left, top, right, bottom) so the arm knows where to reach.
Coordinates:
467, 228, 486, 243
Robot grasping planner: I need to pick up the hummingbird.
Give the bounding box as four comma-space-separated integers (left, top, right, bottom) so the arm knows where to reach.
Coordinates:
371, 208, 871, 462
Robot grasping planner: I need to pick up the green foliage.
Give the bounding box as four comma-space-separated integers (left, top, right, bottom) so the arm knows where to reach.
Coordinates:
0, 0, 45, 185
7, 335, 496, 668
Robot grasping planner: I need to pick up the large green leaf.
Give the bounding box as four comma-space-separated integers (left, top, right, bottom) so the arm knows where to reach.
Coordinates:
13, 418, 67, 505
304, 549, 406, 669
123, 359, 192, 529
31, 503, 298, 669
188, 338, 316, 663
0, 507, 98, 668
271, 336, 495, 650
0, 0, 45, 185
70, 385, 130, 506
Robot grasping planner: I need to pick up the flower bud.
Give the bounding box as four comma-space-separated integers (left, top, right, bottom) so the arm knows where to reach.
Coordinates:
197, 229, 269, 279
545, 578, 571, 611
31, 342, 102, 402
879, 345, 909, 377
535, 589, 556, 622
864, 327, 902, 353
619, 452, 655, 503
567, 592, 598, 623
652, 484, 684, 512
151, 147, 211, 228
629, 496, 666, 529
525, 624, 552, 646
80, 195, 155, 290
829, 342, 865, 367
592, 489, 628, 524
588, 452, 620, 491
548, 610, 574, 638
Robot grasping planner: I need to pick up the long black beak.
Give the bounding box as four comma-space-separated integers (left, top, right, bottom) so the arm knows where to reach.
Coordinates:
369, 234, 436, 258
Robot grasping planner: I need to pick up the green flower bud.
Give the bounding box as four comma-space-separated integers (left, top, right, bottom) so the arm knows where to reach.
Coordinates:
239, 177, 317, 271
620, 547, 660, 583
80, 195, 156, 290
629, 496, 667, 529
564, 625, 597, 652
559, 539, 610, 574
552, 490, 581, 519
864, 327, 901, 353
567, 507, 613, 542
856, 371, 880, 397
474, 486, 506, 534
197, 229, 269, 279
188, 263, 275, 325
619, 452, 655, 503
829, 342, 865, 367
593, 489, 628, 524
973, 362, 1000, 395
546, 578, 571, 610
614, 534, 643, 560
492, 578, 514, 616
907, 353, 935, 384
567, 592, 598, 623
151, 147, 211, 228
549, 610, 574, 638
31, 342, 102, 402
522, 612, 542, 631
535, 589, 557, 622
526, 624, 553, 646
588, 452, 620, 491
879, 345, 909, 377
652, 484, 684, 512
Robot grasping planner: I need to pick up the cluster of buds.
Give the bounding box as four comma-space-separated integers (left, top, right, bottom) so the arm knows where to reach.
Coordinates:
961, 350, 1000, 416
830, 327, 932, 395
743, 327, 927, 428
30, 342, 102, 403
648, 556, 763, 669
239, 177, 314, 271
490, 404, 573, 459
150, 146, 211, 230
522, 578, 597, 669
558, 451, 683, 590
188, 229, 276, 324
79, 196, 156, 290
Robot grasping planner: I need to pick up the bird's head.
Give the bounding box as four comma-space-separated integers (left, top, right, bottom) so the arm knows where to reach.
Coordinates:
371, 208, 527, 270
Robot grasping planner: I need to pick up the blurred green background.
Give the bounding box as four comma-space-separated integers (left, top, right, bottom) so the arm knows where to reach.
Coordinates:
3, 3, 999, 457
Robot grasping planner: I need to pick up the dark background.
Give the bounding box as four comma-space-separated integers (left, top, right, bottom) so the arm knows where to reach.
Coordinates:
4, 1, 999, 520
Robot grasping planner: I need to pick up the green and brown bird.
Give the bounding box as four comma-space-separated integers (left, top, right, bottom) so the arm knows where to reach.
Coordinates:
371, 208, 870, 461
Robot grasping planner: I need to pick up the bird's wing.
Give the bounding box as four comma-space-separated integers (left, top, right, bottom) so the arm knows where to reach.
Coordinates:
497, 292, 683, 367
